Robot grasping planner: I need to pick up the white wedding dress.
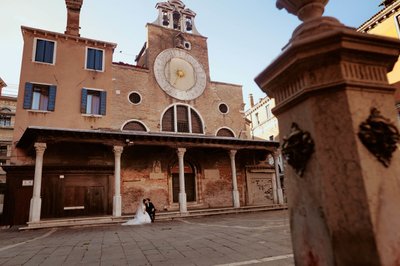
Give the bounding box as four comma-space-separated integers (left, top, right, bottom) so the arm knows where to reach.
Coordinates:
122, 202, 152, 225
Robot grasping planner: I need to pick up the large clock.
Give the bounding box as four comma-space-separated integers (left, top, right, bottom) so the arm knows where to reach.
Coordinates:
154, 48, 207, 100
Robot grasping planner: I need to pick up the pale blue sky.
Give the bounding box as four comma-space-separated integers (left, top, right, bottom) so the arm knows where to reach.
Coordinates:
0, 0, 383, 108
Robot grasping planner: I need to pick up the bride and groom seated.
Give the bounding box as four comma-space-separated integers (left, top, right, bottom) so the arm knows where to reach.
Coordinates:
122, 198, 156, 225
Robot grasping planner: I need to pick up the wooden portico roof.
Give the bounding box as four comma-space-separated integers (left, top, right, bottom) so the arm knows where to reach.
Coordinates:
17, 126, 279, 151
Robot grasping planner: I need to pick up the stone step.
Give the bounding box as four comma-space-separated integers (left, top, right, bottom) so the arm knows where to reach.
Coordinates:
20, 204, 287, 230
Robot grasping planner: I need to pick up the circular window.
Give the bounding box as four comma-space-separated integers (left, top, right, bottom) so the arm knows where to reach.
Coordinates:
219, 103, 229, 114
128, 92, 142, 105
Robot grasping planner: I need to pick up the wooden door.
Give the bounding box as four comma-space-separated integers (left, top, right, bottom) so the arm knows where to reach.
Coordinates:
172, 174, 196, 203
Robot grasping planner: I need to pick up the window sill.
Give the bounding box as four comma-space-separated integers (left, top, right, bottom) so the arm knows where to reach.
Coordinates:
28, 110, 49, 114
85, 68, 104, 73
82, 114, 103, 118
33, 60, 55, 66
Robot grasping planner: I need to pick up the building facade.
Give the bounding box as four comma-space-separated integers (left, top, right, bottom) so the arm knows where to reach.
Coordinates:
0, 78, 17, 220
358, 0, 400, 118
3, 0, 281, 226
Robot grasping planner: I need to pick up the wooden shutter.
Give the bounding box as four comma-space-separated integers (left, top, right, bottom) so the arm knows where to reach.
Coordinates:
162, 107, 174, 132
86, 49, 95, 69
81, 89, 88, 113
99, 91, 107, 115
35, 40, 45, 62
23, 82, 33, 109
47, 85, 57, 111
95, 50, 103, 70
191, 109, 203, 134
44, 41, 54, 64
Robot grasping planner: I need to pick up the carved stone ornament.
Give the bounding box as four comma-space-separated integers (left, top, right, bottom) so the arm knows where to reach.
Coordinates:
282, 123, 315, 177
358, 108, 400, 167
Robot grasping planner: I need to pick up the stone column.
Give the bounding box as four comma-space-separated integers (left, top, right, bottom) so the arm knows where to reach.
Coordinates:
113, 146, 123, 217
29, 142, 46, 223
177, 148, 188, 214
273, 151, 284, 204
255, 1, 400, 265
229, 150, 240, 208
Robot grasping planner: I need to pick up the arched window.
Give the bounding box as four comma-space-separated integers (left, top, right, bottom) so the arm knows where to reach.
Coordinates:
161, 104, 204, 134
216, 128, 235, 137
122, 121, 147, 132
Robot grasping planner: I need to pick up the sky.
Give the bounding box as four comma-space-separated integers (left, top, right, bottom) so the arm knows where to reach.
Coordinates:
0, 0, 383, 108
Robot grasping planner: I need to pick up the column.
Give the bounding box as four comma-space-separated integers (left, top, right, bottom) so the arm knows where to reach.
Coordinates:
177, 148, 187, 214
29, 142, 46, 223
229, 150, 240, 208
255, 1, 400, 264
113, 146, 123, 217
273, 150, 284, 204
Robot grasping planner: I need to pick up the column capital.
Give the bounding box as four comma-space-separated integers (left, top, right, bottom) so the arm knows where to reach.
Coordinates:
229, 149, 237, 158
177, 148, 186, 157
34, 142, 47, 154
113, 145, 124, 155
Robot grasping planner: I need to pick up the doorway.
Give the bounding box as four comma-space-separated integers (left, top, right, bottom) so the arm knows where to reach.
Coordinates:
171, 161, 196, 203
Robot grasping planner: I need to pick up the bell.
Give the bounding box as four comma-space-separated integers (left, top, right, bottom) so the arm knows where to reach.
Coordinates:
186, 20, 192, 31
162, 14, 169, 26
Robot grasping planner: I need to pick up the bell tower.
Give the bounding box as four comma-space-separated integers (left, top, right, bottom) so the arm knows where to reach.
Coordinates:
154, 0, 199, 35
65, 0, 83, 36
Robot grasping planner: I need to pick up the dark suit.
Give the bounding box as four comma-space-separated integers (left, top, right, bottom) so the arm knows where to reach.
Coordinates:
145, 201, 156, 222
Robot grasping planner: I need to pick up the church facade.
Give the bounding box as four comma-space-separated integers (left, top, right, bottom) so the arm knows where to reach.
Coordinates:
3, 0, 280, 226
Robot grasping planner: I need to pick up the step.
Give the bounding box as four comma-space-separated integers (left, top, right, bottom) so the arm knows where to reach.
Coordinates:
19, 204, 288, 230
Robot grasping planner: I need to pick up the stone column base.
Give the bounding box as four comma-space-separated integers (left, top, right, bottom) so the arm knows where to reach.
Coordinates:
179, 192, 187, 213
29, 197, 42, 223
113, 195, 122, 217
233, 190, 240, 208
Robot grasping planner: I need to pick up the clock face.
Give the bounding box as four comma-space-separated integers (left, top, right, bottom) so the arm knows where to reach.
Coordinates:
154, 48, 207, 100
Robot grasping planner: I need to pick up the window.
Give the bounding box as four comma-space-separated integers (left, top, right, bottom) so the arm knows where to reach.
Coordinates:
219, 103, 229, 114
216, 128, 235, 137
266, 104, 271, 120
128, 92, 142, 105
161, 104, 203, 134
86, 48, 104, 71
0, 146, 7, 157
34, 39, 55, 64
122, 121, 147, 132
81, 89, 106, 115
255, 113, 260, 125
23, 83, 56, 111
0, 115, 11, 127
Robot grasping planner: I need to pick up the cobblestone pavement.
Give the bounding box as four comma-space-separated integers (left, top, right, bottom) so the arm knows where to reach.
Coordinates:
0, 210, 294, 266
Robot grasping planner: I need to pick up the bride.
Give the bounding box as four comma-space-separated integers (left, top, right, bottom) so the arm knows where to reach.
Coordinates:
122, 199, 152, 225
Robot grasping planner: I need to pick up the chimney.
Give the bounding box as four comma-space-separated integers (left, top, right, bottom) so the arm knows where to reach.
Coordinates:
65, 0, 83, 36
249, 94, 255, 108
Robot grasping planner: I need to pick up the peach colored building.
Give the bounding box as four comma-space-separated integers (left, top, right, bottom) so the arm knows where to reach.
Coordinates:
3, 0, 280, 226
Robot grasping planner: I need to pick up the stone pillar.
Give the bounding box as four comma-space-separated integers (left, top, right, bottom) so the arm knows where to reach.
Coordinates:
113, 146, 123, 217
273, 150, 284, 204
229, 150, 240, 208
177, 148, 187, 214
255, 1, 400, 265
29, 142, 46, 223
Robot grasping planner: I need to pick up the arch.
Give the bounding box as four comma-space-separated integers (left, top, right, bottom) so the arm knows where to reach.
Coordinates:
169, 159, 198, 203
0, 108, 12, 113
160, 103, 205, 134
216, 127, 236, 138
121, 120, 149, 132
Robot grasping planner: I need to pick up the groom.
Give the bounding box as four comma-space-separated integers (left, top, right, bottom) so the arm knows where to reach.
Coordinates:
145, 198, 156, 223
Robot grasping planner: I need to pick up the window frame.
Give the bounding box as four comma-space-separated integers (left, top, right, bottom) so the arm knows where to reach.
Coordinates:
128, 91, 142, 105
218, 103, 229, 114
23, 82, 57, 112
85, 47, 105, 72
33, 38, 56, 65
81, 88, 107, 116
160, 104, 205, 135
121, 119, 149, 132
